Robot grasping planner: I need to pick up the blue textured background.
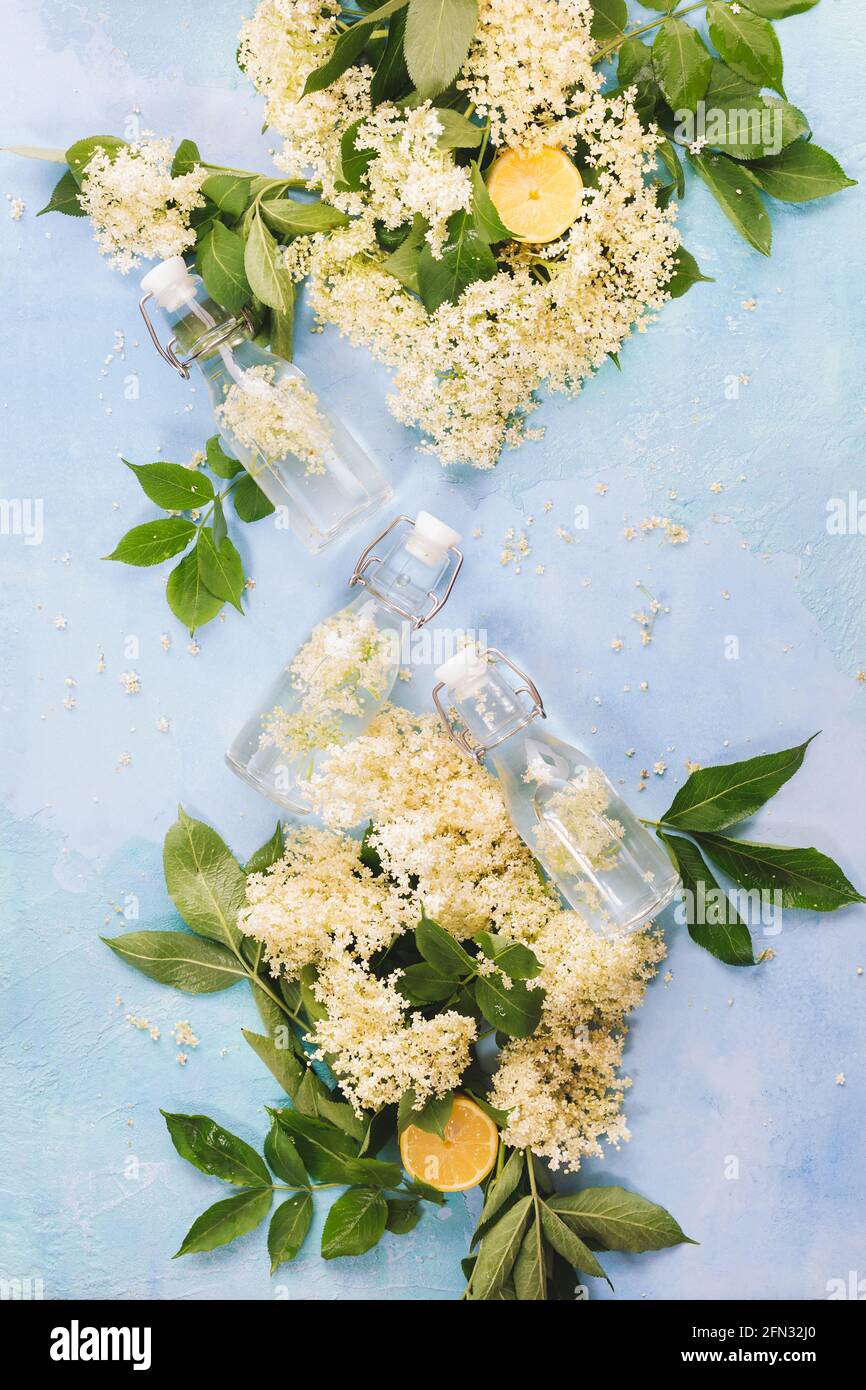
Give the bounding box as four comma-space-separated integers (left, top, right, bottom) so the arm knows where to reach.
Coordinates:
2, 0, 865, 1301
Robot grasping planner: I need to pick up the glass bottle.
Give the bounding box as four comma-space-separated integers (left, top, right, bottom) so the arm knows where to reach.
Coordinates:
227, 512, 463, 814
433, 647, 680, 936
139, 256, 392, 553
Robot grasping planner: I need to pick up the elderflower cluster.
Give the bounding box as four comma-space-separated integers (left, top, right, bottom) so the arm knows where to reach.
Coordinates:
260, 605, 395, 759
78, 137, 206, 272
241, 703, 663, 1157
528, 765, 625, 875
216, 365, 333, 473
458, 0, 599, 150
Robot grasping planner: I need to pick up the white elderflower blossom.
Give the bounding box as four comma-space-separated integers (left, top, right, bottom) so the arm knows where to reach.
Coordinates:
216, 365, 333, 474
356, 103, 473, 257
78, 137, 205, 272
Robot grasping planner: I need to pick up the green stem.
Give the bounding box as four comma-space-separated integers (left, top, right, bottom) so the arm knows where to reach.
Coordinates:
592, 1, 713, 65
526, 1151, 547, 1297
640, 818, 662, 829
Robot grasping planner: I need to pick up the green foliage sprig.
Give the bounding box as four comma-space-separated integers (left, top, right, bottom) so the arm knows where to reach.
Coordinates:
646, 734, 864, 965
103, 436, 275, 633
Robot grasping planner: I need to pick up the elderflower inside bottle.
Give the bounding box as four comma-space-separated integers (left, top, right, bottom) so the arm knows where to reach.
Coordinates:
433, 647, 681, 936
227, 512, 463, 813
138, 256, 392, 552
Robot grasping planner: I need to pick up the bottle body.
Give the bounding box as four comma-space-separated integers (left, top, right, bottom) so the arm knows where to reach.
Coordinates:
227, 514, 462, 815
158, 273, 392, 553
444, 660, 680, 936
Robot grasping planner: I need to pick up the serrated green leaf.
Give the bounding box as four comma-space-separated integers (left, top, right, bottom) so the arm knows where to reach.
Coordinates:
396, 961, 459, 1005
371, 7, 411, 105
197, 221, 251, 313
404, 0, 478, 100
548, 1185, 697, 1252
695, 835, 866, 912
471, 1148, 524, 1249
652, 19, 712, 112
162, 1111, 271, 1187
264, 1118, 309, 1187
245, 821, 284, 875
200, 172, 251, 219
102, 930, 246, 992
707, 2, 785, 96
415, 913, 476, 978
474, 931, 540, 980
196, 528, 245, 614
590, 0, 628, 44
65, 135, 126, 184
662, 736, 816, 831
245, 209, 293, 314
206, 434, 244, 479
166, 548, 225, 632
103, 517, 195, 567
174, 1188, 272, 1257
747, 141, 857, 202
274, 1109, 359, 1182
475, 975, 544, 1038
743, 0, 818, 15
417, 210, 497, 311
467, 1194, 532, 1299
242, 1028, 304, 1099
512, 1218, 546, 1300
37, 169, 85, 217
658, 831, 756, 966
163, 807, 247, 949
688, 150, 772, 255
268, 1191, 313, 1271
386, 1198, 421, 1233
397, 1089, 454, 1138
321, 1187, 388, 1259
123, 460, 214, 511
233, 472, 276, 522
471, 163, 514, 244
539, 1203, 608, 1280
260, 198, 349, 237
433, 108, 483, 150
304, 1, 408, 96
667, 246, 714, 299
383, 215, 426, 292
171, 138, 201, 176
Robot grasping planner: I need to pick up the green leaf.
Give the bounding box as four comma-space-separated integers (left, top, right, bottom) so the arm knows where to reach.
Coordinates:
539, 1203, 608, 1279
196, 528, 245, 614
211, 492, 227, 548
274, 1109, 359, 1183
37, 169, 85, 217
383, 216, 426, 292
371, 7, 411, 105
548, 1185, 696, 1252
336, 118, 377, 193
468, 1194, 532, 1299
658, 831, 756, 966
200, 172, 252, 219
695, 835, 866, 913
512, 1219, 546, 1300
1, 144, 67, 162
743, 0, 819, 15
470, 163, 514, 244
103, 517, 195, 567
590, 0, 628, 44
474, 931, 540, 980
268, 1191, 313, 1271
471, 1149, 524, 1248
746, 141, 857, 202
707, 2, 785, 96
197, 221, 251, 314
233, 472, 276, 522
304, 1, 409, 95
321, 1187, 388, 1259
245, 209, 293, 314
397, 1089, 454, 1138
163, 807, 247, 949
65, 135, 127, 184
705, 97, 809, 161
705, 58, 760, 103
656, 136, 685, 196
386, 1198, 421, 1233
404, 0, 478, 100
166, 548, 225, 631
171, 138, 201, 176
652, 19, 712, 112
123, 459, 214, 511
417, 210, 498, 311
415, 914, 476, 978
475, 975, 544, 1038
102, 930, 246, 992
242, 1028, 304, 1099
264, 1118, 309, 1187
260, 198, 349, 237
245, 821, 284, 875
396, 961, 459, 1005
174, 1188, 272, 1257
341, 1156, 405, 1188
206, 434, 243, 479
433, 108, 483, 150
667, 245, 714, 298
688, 150, 772, 255
270, 299, 295, 361
662, 735, 816, 832
162, 1112, 271, 1186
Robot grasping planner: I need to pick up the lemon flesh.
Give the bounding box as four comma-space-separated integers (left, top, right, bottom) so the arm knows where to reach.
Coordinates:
487, 147, 583, 244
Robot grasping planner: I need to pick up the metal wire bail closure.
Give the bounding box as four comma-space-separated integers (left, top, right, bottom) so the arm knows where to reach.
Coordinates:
348, 514, 464, 630
432, 647, 546, 763
138, 293, 254, 379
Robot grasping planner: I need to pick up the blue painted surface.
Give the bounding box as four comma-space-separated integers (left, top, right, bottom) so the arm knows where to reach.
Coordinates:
1, 1, 865, 1301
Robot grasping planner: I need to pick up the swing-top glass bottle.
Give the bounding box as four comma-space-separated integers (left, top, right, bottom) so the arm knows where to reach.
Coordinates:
228, 511, 463, 814
139, 256, 392, 553
433, 647, 681, 936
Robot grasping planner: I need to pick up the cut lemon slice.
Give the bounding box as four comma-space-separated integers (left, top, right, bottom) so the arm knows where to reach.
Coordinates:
400, 1095, 499, 1193
487, 147, 583, 244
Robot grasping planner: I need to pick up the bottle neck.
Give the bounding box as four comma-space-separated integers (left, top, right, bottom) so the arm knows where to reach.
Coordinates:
452, 667, 542, 762
161, 278, 251, 376
355, 530, 452, 628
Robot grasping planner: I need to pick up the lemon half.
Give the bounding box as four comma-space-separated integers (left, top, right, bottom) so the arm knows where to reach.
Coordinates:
487, 147, 583, 244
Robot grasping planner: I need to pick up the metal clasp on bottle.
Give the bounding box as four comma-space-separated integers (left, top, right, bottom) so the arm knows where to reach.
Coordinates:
432, 647, 546, 763
348, 515, 463, 630
138, 294, 254, 379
